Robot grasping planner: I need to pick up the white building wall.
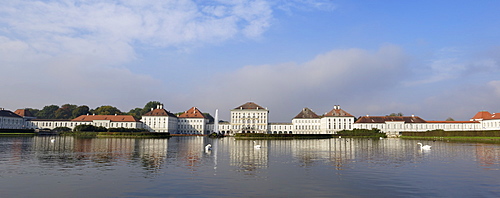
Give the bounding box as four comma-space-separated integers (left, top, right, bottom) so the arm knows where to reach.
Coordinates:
29, 120, 141, 130
230, 109, 269, 133
354, 121, 485, 135
269, 123, 293, 134
320, 117, 354, 134
481, 119, 500, 130
0, 116, 25, 129
178, 118, 207, 134
292, 118, 321, 134
141, 116, 177, 133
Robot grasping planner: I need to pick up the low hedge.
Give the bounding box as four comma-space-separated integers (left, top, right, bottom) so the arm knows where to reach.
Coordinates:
337, 129, 386, 137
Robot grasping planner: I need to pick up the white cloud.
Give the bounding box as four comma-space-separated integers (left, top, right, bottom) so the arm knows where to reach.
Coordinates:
274, 0, 337, 13
0, 0, 273, 47
187, 45, 409, 121
405, 47, 500, 86
0, 0, 275, 111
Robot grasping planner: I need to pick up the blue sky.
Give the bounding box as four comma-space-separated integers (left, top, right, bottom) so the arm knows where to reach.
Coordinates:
1, 0, 499, 122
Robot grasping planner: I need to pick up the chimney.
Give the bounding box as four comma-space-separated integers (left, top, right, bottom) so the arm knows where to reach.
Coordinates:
151, 108, 154, 111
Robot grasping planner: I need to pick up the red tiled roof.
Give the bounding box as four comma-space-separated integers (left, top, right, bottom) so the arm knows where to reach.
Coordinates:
323, 108, 354, 117
14, 109, 35, 117
426, 121, 479, 123
143, 108, 177, 117
471, 111, 493, 120
355, 116, 427, 123
234, 102, 265, 110
294, 108, 320, 119
178, 107, 206, 118
72, 115, 141, 122
491, 113, 500, 120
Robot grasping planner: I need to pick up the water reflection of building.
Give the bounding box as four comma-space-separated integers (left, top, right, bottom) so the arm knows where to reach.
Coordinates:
169, 137, 205, 170
228, 140, 268, 172
30, 136, 169, 172
288, 139, 355, 169
137, 139, 168, 171
475, 144, 500, 169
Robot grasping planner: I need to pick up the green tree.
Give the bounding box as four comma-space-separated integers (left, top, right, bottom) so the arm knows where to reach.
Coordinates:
387, 112, 404, 116
36, 105, 59, 119
74, 124, 95, 132
72, 105, 90, 118
55, 104, 77, 119
73, 125, 107, 132
127, 107, 143, 119
446, 117, 455, 121
141, 101, 162, 115
92, 105, 122, 115
53, 127, 72, 132
25, 108, 40, 117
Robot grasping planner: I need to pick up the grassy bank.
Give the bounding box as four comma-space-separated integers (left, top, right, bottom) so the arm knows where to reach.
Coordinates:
401, 136, 500, 144
401, 130, 500, 137
0, 129, 36, 136
401, 130, 500, 143
0, 133, 35, 136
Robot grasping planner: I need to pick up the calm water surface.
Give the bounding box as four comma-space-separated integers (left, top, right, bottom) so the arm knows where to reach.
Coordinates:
0, 136, 499, 197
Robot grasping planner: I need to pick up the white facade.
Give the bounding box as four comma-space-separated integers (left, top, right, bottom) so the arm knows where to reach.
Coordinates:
292, 118, 321, 134
177, 118, 207, 134
9, 103, 500, 135
321, 117, 354, 134
207, 122, 231, 135
30, 120, 74, 130
230, 102, 269, 134
141, 105, 178, 133
354, 115, 483, 136
30, 115, 142, 130
269, 123, 293, 134
0, 109, 25, 129
141, 115, 177, 133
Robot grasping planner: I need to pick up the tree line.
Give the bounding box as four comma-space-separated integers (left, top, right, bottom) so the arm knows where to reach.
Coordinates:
26, 101, 162, 120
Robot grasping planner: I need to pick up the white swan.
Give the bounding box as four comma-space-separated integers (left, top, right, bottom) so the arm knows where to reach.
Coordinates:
205, 144, 212, 152
417, 143, 431, 150
253, 141, 261, 149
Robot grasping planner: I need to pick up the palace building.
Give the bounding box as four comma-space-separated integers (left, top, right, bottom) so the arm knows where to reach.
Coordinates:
2, 102, 500, 136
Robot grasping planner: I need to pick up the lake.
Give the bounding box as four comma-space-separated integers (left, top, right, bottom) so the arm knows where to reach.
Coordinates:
0, 136, 499, 197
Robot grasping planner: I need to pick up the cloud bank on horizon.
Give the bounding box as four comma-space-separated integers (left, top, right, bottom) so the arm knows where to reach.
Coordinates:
1, 0, 499, 121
